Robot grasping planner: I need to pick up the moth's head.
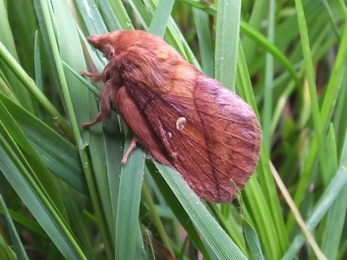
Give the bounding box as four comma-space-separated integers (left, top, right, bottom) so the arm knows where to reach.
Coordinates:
87, 30, 124, 60
87, 30, 167, 61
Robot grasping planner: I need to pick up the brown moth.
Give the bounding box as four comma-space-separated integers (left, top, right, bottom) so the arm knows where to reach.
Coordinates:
81, 30, 262, 203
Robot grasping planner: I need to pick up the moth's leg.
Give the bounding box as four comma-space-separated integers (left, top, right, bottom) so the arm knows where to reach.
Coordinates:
82, 81, 113, 128
80, 71, 103, 82
80, 71, 98, 77
121, 138, 137, 165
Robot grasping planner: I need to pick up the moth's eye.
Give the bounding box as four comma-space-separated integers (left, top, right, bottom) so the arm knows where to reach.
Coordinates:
105, 70, 110, 80
108, 49, 115, 59
102, 50, 109, 58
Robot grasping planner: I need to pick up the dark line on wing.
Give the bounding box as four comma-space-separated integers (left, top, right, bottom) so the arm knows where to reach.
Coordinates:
178, 127, 250, 179
174, 144, 218, 196
144, 90, 254, 178
125, 85, 174, 163
141, 91, 161, 111
144, 92, 255, 177
192, 84, 222, 201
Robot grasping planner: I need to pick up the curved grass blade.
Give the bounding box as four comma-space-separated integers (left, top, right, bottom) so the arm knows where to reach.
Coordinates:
155, 162, 247, 260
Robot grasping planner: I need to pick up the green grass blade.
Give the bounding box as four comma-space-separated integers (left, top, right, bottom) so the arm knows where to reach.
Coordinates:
96, 0, 122, 31
0, 233, 16, 260
294, 0, 328, 181
155, 163, 247, 260
215, 0, 241, 91
0, 196, 29, 260
0, 0, 33, 111
0, 41, 74, 141
237, 44, 288, 258
240, 21, 300, 87
75, 0, 108, 34
320, 22, 347, 133
282, 166, 347, 259
193, 8, 214, 77
115, 139, 146, 259
148, 0, 175, 36
0, 93, 87, 195
262, 0, 275, 150
149, 163, 210, 259
0, 103, 86, 259
243, 219, 265, 260
284, 121, 347, 258
106, 0, 134, 30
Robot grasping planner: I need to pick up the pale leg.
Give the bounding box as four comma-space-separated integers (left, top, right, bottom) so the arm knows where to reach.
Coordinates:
121, 138, 138, 164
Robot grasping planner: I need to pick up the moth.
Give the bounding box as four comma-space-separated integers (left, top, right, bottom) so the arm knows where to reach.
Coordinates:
81, 30, 262, 203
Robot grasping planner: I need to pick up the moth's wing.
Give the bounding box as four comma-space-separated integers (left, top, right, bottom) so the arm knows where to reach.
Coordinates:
125, 72, 261, 203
